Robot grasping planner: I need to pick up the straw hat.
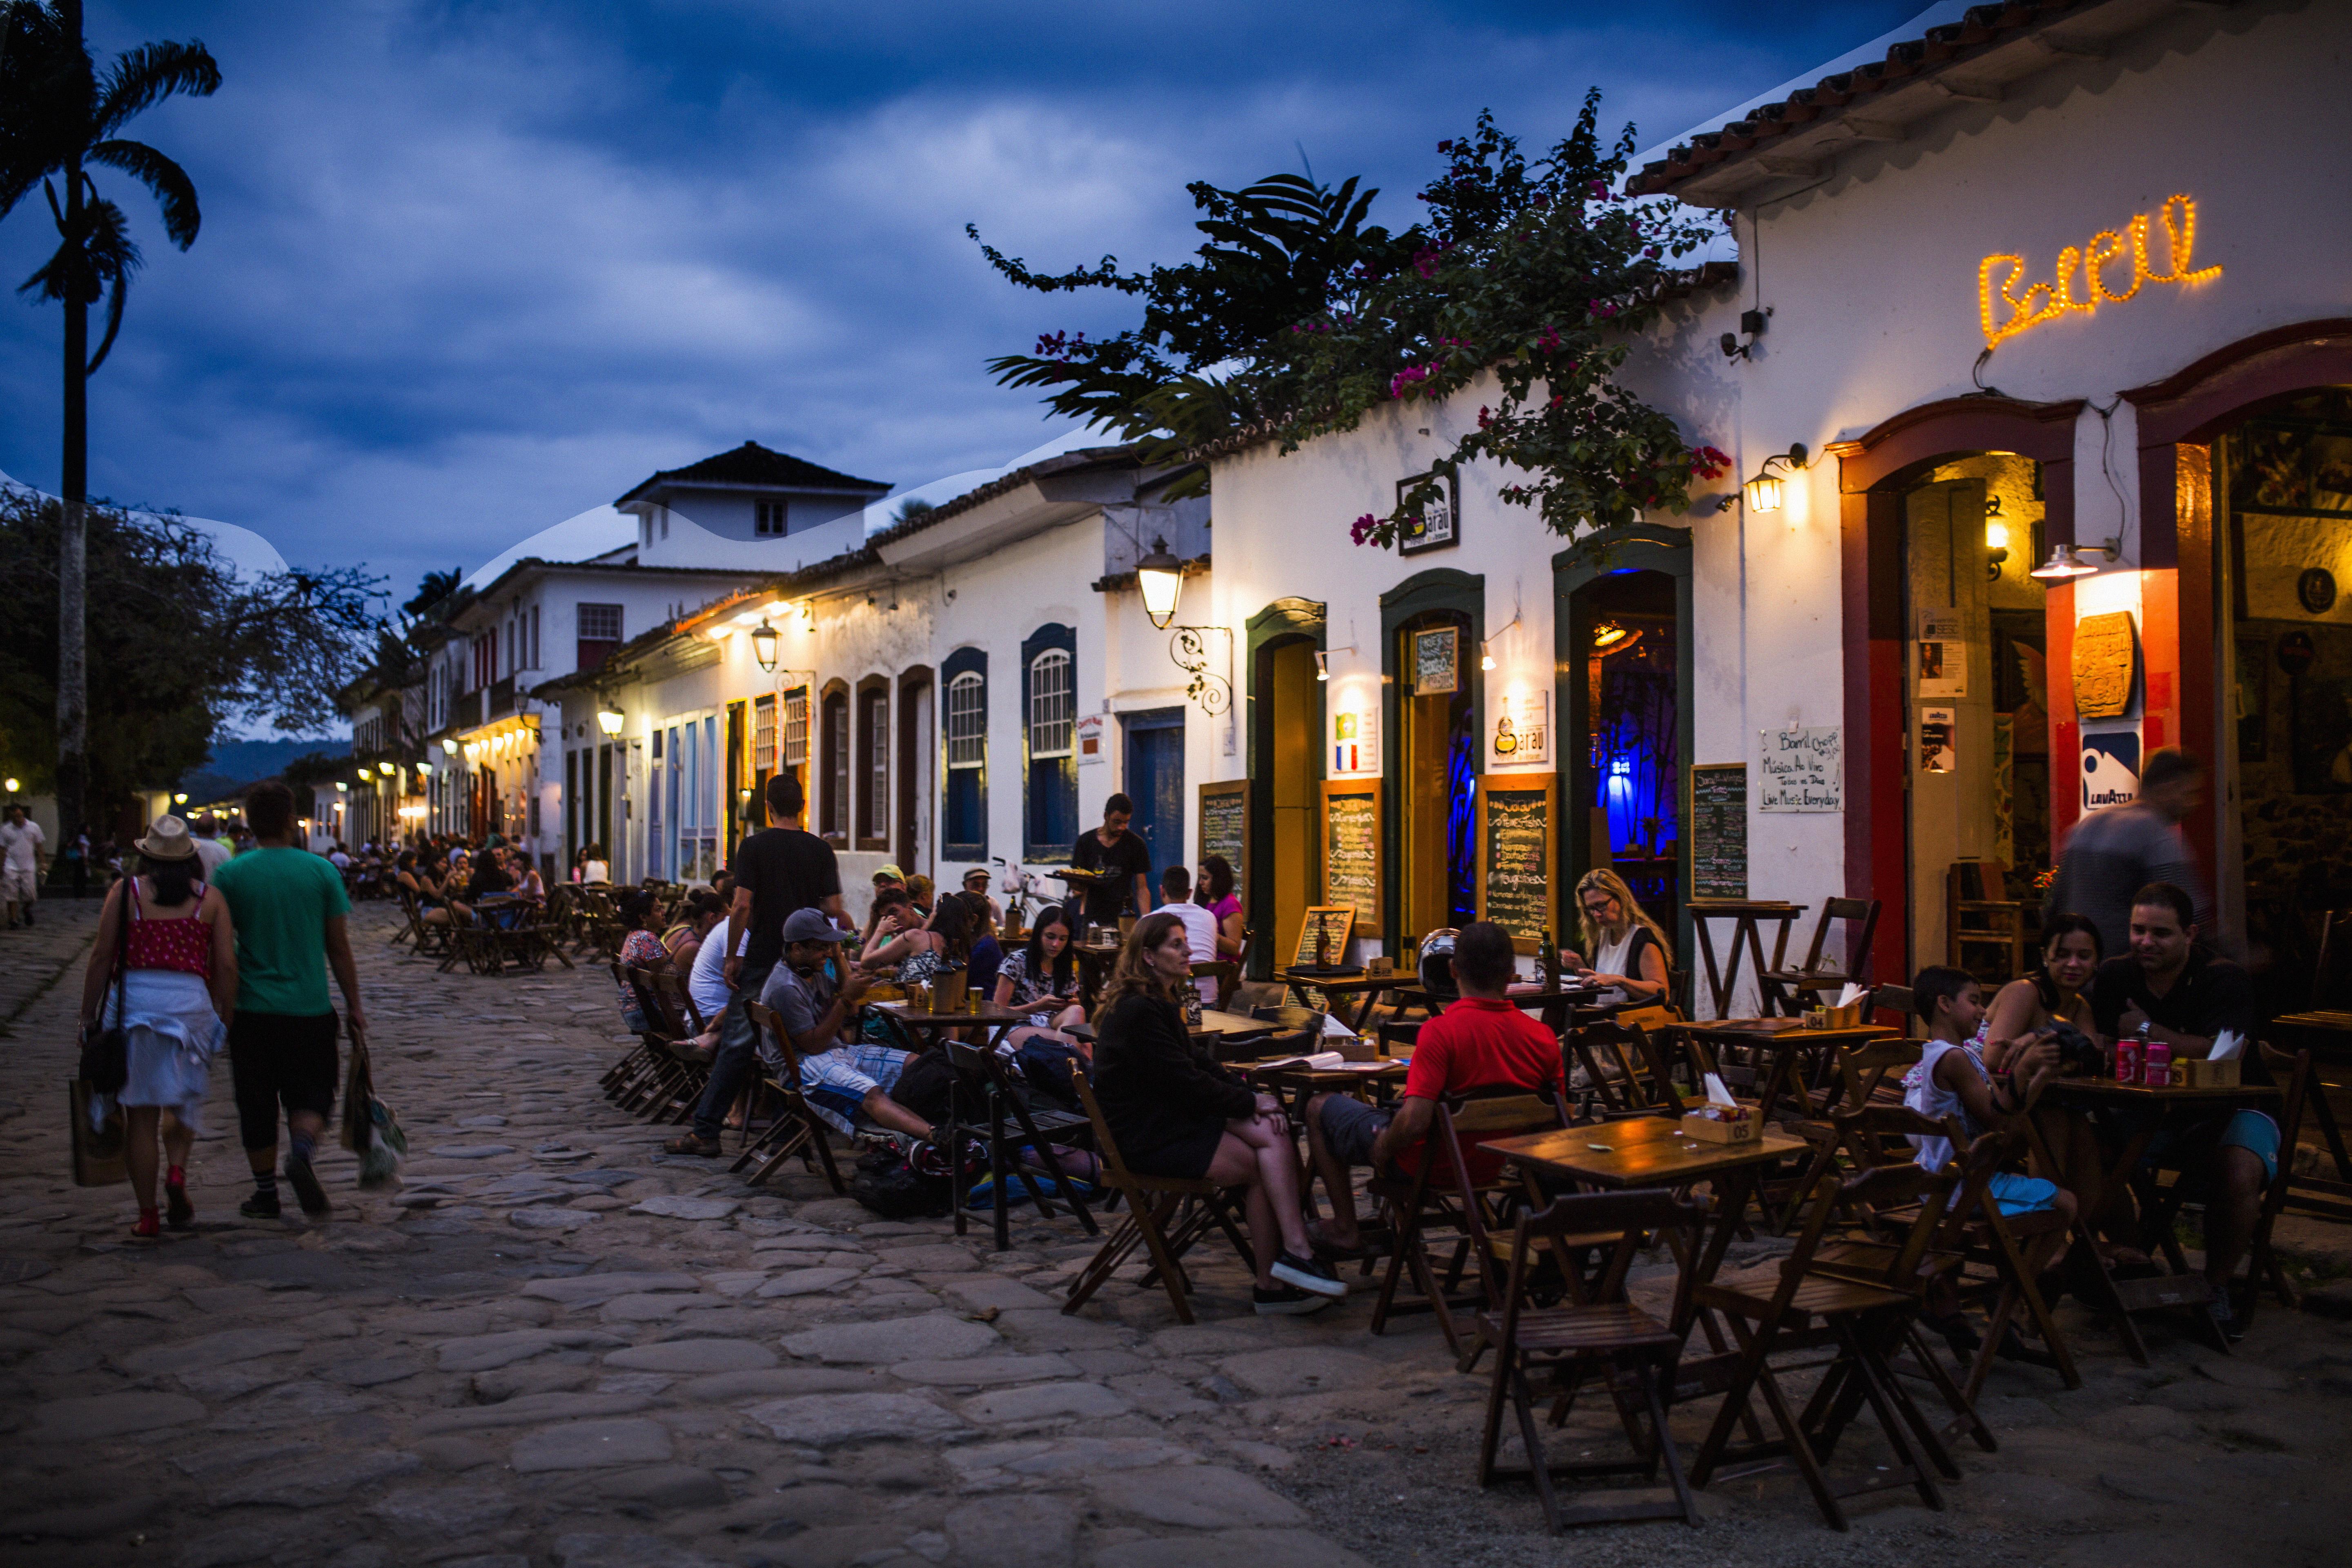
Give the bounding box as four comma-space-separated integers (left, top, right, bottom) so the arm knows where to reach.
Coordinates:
135, 815, 198, 860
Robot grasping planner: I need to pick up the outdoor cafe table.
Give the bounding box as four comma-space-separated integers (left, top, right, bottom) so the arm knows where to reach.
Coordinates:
1484, 1115, 1809, 1333
864, 998, 1031, 1055
1071, 936, 1124, 1008
2035, 1074, 2282, 1360
1673, 1018, 1895, 1124
1389, 983, 1619, 1032
1686, 900, 1807, 1019
1274, 968, 1412, 1031
1237, 1055, 1409, 1127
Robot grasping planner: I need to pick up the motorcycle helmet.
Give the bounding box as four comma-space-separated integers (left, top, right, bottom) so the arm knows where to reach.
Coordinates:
1417, 928, 1461, 998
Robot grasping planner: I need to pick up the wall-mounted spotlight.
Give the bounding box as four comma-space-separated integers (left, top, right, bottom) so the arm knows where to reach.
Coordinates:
1718, 307, 1771, 361
2028, 537, 2123, 581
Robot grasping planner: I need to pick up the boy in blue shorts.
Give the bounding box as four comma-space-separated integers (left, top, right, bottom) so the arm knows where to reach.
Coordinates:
1904, 965, 2075, 1221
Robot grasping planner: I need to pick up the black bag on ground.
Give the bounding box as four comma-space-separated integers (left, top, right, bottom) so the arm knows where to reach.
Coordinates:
887, 1048, 958, 1125
849, 1141, 951, 1219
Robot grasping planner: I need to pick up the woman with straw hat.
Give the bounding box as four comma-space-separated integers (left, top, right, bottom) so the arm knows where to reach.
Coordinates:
76, 815, 237, 1239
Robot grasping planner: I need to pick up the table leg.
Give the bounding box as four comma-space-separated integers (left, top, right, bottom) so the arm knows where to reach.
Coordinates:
1693, 919, 1730, 1019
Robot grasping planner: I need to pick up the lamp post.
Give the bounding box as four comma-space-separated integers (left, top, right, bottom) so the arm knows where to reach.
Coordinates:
1731, 443, 1808, 514
751, 619, 779, 673
597, 704, 625, 737
1136, 537, 1185, 631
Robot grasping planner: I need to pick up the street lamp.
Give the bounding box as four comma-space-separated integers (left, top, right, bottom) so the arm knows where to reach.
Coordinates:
377, 761, 394, 776
597, 705, 625, 737
334, 782, 348, 793
173, 792, 187, 804
416, 761, 432, 777
2, 777, 17, 793
1736, 443, 1808, 514
751, 619, 779, 673
1136, 537, 1183, 630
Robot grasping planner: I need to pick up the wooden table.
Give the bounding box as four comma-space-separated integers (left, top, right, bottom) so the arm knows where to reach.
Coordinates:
864, 999, 1032, 1055
1238, 1056, 1408, 1125
2264, 1012, 2352, 1184
1486, 1116, 1808, 1332
2037, 1076, 2283, 1360
1673, 1018, 1894, 1123
1390, 984, 1617, 1029
1070, 939, 1123, 1008
1686, 900, 1806, 1019
1275, 968, 1410, 1031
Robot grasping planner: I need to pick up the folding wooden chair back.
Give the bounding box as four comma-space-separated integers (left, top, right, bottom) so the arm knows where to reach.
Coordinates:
1369, 1089, 1572, 1359
1868, 983, 1915, 1032
1775, 1100, 1961, 1233
2251, 1044, 2328, 1322
1566, 1015, 1681, 1116
940, 1035, 1098, 1251
1060, 1070, 1253, 1326
1690, 1162, 1962, 1530
730, 1000, 846, 1194
1760, 897, 1881, 1016
1475, 1189, 1710, 1532
1834, 1038, 1924, 1114
1189, 957, 1242, 1009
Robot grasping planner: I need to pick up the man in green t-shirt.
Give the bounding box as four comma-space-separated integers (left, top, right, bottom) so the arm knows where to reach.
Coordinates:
212, 780, 367, 1218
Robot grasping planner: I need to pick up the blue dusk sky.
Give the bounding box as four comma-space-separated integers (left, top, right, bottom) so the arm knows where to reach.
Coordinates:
0, 2, 1926, 606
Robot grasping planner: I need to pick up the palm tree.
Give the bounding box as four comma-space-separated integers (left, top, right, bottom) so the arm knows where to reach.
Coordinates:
0, 1, 217, 848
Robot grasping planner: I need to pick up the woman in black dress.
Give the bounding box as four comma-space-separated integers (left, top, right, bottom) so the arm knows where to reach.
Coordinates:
1091, 912, 1345, 1313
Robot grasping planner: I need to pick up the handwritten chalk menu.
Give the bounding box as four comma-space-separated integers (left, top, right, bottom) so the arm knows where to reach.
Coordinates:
1475, 775, 1559, 954
1689, 764, 1747, 899
1413, 626, 1459, 695
1757, 726, 1842, 813
1319, 781, 1382, 936
1197, 780, 1249, 891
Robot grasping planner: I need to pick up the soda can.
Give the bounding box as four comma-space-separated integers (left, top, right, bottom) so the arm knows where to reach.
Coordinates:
2115, 1040, 2142, 1085
2145, 1042, 2172, 1087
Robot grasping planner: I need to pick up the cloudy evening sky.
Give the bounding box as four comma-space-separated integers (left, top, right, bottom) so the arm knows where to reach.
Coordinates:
0, 1, 1925, 606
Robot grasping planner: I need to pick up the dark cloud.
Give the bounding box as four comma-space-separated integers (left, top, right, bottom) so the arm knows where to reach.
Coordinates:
0, 1, 1924, 598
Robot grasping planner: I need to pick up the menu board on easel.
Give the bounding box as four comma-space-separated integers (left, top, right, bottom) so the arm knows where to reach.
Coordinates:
1689, 764, 1747, 900
1319, 781, 1382, 938
1475, 775, 1558, 955
1197, 780, 1249, 893
1292, 906, 1356, 967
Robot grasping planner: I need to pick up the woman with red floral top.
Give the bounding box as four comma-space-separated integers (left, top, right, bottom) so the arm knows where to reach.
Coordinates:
76, 817, 238, 1238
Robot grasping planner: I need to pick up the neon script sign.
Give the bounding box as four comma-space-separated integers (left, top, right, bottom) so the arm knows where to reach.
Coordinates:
1977, 194, 2220, 351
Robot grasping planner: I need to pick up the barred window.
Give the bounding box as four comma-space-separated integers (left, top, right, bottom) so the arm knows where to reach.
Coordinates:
782, 687, 809, 766
753, 694, 777, 772
1027, 650, 1073, 758
577, 603, 622, 641
946, 673, 985, 768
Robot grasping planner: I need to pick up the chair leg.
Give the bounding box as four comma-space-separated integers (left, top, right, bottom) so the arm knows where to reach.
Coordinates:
1476, 1343, 1515, 1490
1508, 1365, 1565, 1534
1134, 1193, 1197, 1325
1642, 1363, 1702, 1528
1844, 1323, 1947, 1511
1903, 1321, 1995, 1457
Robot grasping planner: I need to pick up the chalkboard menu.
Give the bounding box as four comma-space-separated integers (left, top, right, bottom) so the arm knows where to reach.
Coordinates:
1197, 780, 1249, 892
1319, 781, 1382, 936
1292, 906, 1357, 967
1475, 775, 1558, 955
1689, 764, 1746, 899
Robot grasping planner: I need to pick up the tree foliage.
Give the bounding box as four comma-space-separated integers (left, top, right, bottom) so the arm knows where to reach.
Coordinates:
0, 490, 381, 824
974, 97, 1731, 543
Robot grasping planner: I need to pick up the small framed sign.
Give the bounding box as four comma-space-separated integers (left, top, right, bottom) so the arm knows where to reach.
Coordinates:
1396, 470, 1459, 555
1412, 626, 1459, 696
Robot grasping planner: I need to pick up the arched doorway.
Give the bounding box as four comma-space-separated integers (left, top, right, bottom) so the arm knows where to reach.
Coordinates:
1380, 570, 1483, 955
2126, 320, 2352, 1004
1246, 598, 1325, 976
1834, 396, 2081, 980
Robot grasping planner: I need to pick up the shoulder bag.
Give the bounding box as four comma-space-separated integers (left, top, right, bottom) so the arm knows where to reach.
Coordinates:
77, 880, 135, 1094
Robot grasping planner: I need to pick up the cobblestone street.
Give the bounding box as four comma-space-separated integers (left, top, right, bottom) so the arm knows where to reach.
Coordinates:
2, 903, 2348, 1568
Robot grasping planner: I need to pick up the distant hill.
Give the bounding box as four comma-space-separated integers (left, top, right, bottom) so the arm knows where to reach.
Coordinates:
178, 738, 350, 804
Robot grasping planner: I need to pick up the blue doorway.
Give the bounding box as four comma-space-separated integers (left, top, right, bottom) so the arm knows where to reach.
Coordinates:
1123, 708, 1186, 891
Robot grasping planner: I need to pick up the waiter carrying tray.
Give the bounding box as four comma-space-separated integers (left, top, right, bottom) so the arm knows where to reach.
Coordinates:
1069, 793, 1154, 930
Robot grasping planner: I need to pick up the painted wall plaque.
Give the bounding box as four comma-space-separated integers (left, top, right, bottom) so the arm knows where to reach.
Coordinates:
2073, 611, 2138, 720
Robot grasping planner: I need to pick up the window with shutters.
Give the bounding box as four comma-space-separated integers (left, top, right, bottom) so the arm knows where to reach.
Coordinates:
577, 602, 623, 670
942, 653, 986, 860
753, 694, 776, 772
782, 686, 809, 766
820, 688, 850, 841
856, 682, 889, 848
1021, 626, 1077, 858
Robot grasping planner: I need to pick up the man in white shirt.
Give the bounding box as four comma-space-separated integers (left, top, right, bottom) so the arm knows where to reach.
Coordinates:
1158, 865, 1222, 1005
0, 804, 43, 929
686, 914, 746, 1025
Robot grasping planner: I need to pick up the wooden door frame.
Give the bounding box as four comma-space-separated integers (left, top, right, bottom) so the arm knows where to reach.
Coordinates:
895, 665, 934, 877
1379, 568, 1484, 960
1244, 597, 1326, 977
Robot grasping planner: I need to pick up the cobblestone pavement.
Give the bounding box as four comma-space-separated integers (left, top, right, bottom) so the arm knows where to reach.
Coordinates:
2, 904, 2348, 1568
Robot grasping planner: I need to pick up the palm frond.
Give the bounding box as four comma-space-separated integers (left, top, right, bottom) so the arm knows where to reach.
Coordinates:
92, 38, 220, 140
88, 138, 198, 246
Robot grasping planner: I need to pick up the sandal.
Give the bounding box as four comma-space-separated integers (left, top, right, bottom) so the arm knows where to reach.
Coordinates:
128, 1209, 162, 1242
662, 1132, 722, 1157
165, 1174, 194, 1230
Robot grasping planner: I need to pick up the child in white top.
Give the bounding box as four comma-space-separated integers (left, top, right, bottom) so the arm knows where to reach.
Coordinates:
1902, 966, 2074, 1221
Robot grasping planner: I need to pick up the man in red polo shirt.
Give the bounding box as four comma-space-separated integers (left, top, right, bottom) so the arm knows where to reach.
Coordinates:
1303, 920, 1562, 1255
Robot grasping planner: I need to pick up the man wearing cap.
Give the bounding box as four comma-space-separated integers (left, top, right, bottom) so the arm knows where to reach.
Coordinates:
757, 908, 935, 1140
961, 866, 1003, 932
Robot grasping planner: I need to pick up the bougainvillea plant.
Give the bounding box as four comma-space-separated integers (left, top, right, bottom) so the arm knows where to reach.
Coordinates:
972, 92, 1732, 546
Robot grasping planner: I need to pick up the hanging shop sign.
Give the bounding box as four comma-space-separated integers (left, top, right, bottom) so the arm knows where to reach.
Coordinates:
1412, 626, 1460, 695
1490, 688, 1550, 766
1396, 470, 1460, 555
1076, 713, 1105, 765
1978, 194, 2220, 353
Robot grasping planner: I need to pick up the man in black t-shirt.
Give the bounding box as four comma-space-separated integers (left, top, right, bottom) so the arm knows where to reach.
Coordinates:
1071, 793, 1153, 929
2084, 881, 2268, 1341
668, 772, 843, 1156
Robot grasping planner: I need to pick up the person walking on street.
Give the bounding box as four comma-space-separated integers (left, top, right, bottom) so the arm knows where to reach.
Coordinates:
2046, 747, 2211, 959
2, 802, 45, 928
211, 781, 367, 1218
667, 773, 842, 1157
76, 817, 237, 1238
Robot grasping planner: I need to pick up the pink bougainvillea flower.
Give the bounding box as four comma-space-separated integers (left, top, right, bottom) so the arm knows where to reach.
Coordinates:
1350, 513, 1380, 546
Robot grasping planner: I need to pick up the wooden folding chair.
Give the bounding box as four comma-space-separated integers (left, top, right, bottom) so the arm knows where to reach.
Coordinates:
941, 1036, 1098, 1250
1689, 1164, 1963, 1531
1776, 1098, 1953, 1234
1189, 957, 1242, 1011
2242, 1045, 2319, 1327
1368, 1089, 1574, 1360
1758, 897, 1881, 1018
1475, 1189, 1711, 1532
1060, 1071, 1254, 1325
731, 1000, 846, 1194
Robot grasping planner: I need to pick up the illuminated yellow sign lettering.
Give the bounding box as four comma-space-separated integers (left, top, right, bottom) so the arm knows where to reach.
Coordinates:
1978, 194, 2220, 351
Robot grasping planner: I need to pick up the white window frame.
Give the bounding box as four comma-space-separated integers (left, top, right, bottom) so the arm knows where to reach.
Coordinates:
946, 672, 985, 769
1027, 650, 1073, 759
782, 687, 809, 766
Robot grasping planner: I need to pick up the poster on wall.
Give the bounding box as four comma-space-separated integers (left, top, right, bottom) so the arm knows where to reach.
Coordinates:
1920, 708, 1957, 773
1917, 609, 1967, 698
1413, 626, 1459, 695
1758, 726, 1842, 812
1330, 700, 1380, 777
2080, 730, 2140, 812
2074, 611, 2139, 720
1490, 689, 1550, 766
1076, 713, 1105, 765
